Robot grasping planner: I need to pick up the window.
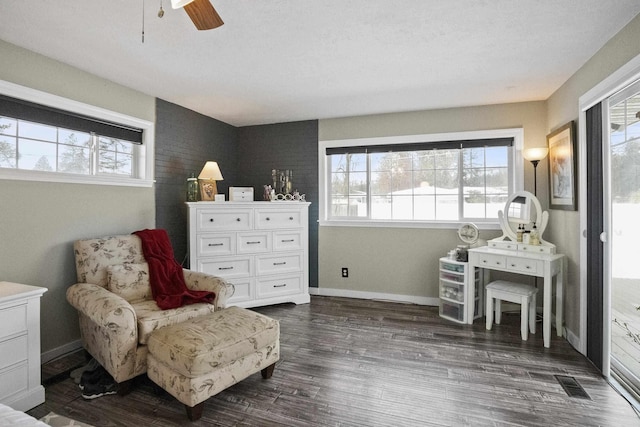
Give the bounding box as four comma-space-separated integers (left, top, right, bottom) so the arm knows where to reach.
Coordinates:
0, 80, 154, 187
320, 129, 524, 227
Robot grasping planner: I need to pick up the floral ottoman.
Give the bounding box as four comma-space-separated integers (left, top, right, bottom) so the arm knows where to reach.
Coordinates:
146, 306, 279, 421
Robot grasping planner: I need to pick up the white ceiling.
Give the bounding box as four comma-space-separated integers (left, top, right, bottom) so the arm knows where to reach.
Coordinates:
1, 1, 640, 127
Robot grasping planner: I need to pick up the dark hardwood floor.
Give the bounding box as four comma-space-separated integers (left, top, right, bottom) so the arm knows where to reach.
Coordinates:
28, 296, 640, 426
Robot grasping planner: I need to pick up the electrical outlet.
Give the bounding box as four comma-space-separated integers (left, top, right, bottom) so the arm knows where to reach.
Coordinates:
341, 267, 348, 278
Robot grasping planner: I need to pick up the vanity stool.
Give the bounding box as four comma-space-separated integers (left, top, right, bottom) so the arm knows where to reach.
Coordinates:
146, 306, 279, 421
486, 280, 538, 341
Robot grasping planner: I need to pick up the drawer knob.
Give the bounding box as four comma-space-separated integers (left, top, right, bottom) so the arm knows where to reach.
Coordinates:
289, 217, 294, 220
209, 218, 214, 222
482, 260, 487, 264
273, 284, 287, 288
266, 217, 270, 221
526, 266, 531, 269
273, 261, 287, 266
236, 218, 241, 222
282, 239, 295, 243
510, 264, 516, 267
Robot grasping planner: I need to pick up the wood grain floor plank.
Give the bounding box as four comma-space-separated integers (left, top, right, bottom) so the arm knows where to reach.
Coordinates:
28, 296, 639, 426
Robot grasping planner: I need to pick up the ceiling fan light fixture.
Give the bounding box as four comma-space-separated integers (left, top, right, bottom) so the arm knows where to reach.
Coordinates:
171, 0, 195, 9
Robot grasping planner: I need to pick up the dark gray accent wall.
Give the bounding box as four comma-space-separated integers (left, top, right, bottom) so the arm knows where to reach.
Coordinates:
237, 121, 319, 287
155, 99, 238, 265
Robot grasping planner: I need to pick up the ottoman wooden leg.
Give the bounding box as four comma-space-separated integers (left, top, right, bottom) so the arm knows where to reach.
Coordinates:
185, 402, 204, 422
261, 362, 276, 379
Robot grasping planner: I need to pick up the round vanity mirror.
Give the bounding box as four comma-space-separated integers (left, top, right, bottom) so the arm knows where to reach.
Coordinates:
497, 191, 550, 245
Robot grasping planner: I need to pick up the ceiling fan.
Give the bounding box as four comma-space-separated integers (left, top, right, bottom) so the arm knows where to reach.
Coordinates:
171, 0, 224, 30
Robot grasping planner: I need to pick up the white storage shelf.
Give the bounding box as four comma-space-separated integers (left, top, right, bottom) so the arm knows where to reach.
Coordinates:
188, 201, 311, 308
438, 258, 482, 324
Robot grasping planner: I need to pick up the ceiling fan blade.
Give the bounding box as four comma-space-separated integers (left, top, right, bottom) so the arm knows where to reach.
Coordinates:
183, 0, 224, 30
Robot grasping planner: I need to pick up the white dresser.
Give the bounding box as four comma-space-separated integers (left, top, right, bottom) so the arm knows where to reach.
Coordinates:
187, 201, 311, 308
0, 282, 47, 411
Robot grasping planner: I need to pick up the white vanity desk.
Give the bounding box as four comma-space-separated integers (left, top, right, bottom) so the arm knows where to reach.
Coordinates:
469, 190, 564, 348
468, 246, 564, 348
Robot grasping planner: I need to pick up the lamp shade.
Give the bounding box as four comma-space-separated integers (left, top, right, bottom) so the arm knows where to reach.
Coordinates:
171, 0, 195, 9
523, 147, 549, 162
198, 161, 224, 181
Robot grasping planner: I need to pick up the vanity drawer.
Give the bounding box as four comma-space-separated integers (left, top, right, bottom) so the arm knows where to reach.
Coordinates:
197, 256, 252, 279
197, 210, 252, 232
237, 232, 271, 254
255, 209, 303, 229
488, 241, 518, 251
476, 253, 507, 269
506, 257, 541, 274
518, 243, 556, 254
197, 233, 235, 257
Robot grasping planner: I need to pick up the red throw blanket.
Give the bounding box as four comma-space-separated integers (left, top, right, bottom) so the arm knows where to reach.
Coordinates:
133, 229, 214, 310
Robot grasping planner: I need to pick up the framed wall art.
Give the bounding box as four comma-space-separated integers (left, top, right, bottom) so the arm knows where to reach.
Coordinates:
547, 121, 577, 210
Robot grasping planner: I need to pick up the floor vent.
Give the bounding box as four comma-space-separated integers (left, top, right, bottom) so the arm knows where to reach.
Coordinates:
555, 375, 591, 399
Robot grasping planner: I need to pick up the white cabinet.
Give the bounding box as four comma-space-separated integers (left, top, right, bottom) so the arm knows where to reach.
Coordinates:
438, 258, 482, 324
187, 202, 311, 308
0, 282, 46, 411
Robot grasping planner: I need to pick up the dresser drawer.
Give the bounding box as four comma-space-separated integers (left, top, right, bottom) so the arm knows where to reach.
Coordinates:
0, 304, 27, 338
476, 253, 507, 269
256, 275, 302, 298
0, 363, 28, 401
0, 335, 28, 369
237, 232, 271, 254
197, 233, 235, 257
197, 210, 252, 232
488, 240, 518, 251
256, 253, 302, 275
506, 257, 541, 274
273, 231, 303, 252
197, 257, 252, 279
255, 209, 303, 229
226, 279, 254, 304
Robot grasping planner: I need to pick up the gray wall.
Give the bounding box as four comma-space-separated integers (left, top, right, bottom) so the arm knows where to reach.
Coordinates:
0, 40, 156, 359
237, 120, 319, 287
155, 99, 238, 265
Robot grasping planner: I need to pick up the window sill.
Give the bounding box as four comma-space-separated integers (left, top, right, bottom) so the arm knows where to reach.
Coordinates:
0, 169, 154, 188
319, 219, 500, 230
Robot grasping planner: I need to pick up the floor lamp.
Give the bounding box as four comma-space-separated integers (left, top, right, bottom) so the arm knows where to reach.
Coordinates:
523, 147, 549, 321
523, 148, 549, 196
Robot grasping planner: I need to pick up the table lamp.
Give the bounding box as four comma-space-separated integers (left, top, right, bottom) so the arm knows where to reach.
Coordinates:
198, 161, 223, 201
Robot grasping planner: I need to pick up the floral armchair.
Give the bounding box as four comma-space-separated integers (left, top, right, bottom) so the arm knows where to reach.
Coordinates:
66, 234, 234, 391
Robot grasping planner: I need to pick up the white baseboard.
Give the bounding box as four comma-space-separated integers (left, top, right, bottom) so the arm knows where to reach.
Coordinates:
41, 339, 83, 363
309, 287, 439, 306
565, 326, 583, 354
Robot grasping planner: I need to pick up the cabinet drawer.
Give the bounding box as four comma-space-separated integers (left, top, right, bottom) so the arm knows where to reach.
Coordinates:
0, 304, 27, 338
0, 335, 28, 369
226, 279, 254, 304
256, 253, 302, 275
506, 257, 540, 274
197, 234, 235, 257
273, 231, 303, 251
0, 363, 28, 401
440, 271, 464, 283
255, 209, 303, 229
440, 282, 464, 302
197, 210, 251, 232
257, 275, 302, 298
439, 301, 464, 322
476, 253, 507, 269
488, 241, 518, 251
518, 243, 555, 254
197, 257, 252, 279
237, 232, 271, 254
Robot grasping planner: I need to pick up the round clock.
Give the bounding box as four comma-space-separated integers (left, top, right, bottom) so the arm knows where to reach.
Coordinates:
457, 222, 479, 245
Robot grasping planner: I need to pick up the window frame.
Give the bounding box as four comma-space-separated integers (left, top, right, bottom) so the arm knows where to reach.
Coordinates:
319, 128, 524, 229
0, 79, 154, 187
